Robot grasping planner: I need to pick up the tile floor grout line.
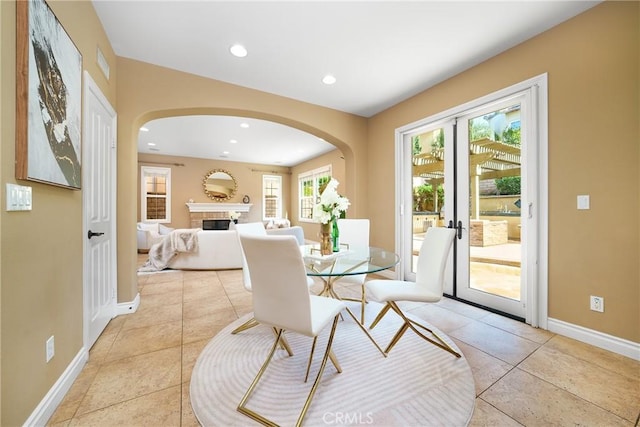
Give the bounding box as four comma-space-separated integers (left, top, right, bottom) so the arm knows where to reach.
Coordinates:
476, 395, 525, 426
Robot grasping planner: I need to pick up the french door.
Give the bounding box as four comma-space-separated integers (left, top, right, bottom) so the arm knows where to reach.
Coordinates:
397, 76, 548, 324
454, 96, 527, 318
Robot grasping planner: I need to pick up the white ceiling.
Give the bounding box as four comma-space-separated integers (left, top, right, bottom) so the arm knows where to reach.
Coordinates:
93, 0, 599, 166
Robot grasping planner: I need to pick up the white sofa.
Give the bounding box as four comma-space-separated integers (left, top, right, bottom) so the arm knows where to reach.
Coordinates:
167, 230, 243, 270
142, 225, 306, 271
137, 222, 174, 253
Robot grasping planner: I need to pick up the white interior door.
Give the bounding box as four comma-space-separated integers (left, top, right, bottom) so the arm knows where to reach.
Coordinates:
83, 72, 117, 349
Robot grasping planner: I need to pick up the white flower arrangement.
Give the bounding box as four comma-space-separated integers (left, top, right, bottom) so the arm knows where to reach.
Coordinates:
313, 178, 350, 224
229, 210, 241, 220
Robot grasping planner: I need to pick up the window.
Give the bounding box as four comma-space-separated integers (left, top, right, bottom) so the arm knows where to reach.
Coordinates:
262, 175, 282, 221
298, 165, 332, 222
141, 166, 171, 223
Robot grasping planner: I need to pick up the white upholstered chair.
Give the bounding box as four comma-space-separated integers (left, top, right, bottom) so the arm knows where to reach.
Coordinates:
232, 222, 313, 338
237, 234, 346, 427
265, 225, 306, 245
231, 222, 269, 335
136, 222, 173, 253
365, 227, 460, 357
335, 218, 370, 323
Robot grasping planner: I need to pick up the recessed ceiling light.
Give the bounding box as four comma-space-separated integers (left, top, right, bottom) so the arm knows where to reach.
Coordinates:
140, 127, 149, 132
147, 142, 156, 146
230, 139, 238, 144
240, 122, 249, 128
322, 75, 336, 85
230, 44, 247, 58
223, 151, 230, 155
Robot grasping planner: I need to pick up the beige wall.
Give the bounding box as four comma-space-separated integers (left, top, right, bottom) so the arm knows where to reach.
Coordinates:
137, 153, 294, 228
0, 1, 117, 424
116, 58, 368, 303
0, 1, 638, 424
368, 1, 639, 342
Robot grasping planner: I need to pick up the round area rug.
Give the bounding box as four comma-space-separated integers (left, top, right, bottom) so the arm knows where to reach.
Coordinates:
190, 301, 475, 426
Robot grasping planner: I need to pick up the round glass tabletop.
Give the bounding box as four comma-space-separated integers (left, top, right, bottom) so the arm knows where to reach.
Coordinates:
301, 245, 399, 277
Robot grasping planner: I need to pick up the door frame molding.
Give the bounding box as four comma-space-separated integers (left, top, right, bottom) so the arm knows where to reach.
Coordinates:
82, 71, 118, 349
395, 73, 548, 328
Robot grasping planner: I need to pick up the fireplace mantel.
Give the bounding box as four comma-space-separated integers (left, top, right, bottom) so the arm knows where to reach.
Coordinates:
185, 203, 252, 213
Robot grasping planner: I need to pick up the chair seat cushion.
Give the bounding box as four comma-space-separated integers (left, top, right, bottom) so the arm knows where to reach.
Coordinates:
308, 295, 345, 336
365, 279, 442, 303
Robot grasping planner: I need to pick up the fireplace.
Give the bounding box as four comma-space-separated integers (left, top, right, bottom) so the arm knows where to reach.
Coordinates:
185, 202, 252, 229
202, 219, 232, 230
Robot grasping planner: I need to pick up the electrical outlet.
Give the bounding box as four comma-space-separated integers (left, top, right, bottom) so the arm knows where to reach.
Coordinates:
590, 296, 604, 313
46, 336, 55, 362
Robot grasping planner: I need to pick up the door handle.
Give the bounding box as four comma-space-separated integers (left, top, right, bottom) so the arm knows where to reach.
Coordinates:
88, 230, 105, 239
447, 220, 464, 239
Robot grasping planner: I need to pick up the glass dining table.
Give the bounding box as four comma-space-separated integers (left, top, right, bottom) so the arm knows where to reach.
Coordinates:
300, 244, 400, 356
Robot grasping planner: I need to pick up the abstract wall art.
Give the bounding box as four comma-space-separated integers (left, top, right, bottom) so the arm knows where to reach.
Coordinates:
16, 0, 83, 189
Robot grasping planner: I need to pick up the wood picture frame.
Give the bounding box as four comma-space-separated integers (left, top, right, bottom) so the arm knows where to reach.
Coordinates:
16, 0, 83, 189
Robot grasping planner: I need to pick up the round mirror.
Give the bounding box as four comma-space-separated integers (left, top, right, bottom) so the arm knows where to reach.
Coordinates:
203, 169, 237, 201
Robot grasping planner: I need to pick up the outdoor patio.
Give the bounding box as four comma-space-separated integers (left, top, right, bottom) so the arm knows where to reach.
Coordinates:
413, 233, 521, 301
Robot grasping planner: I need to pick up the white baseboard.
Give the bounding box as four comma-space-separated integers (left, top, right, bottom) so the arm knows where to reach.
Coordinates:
26, 294, 139, 425
24, 348, 88, 426
116, 292, 140, 316
548, 317, 640, 361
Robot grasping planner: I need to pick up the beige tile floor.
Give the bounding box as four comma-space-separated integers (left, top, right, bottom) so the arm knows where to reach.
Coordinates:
49, 257, 640, 426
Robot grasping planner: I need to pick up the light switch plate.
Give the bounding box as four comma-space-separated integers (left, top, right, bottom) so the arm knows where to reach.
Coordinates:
577, 195, 590, 210
6, 183, 32, 211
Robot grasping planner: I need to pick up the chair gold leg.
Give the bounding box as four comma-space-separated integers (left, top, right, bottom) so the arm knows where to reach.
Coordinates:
305, 340, 342, 383
304, 337, 318, 383
233, 318, 293, 356
231, 316, 259, 334
360, 284, 367, 324
238, 318, 343, 427
328, 349, 342, 374
237, 329, 284, 427
387, 301, 461, 358
384, 321, 409, 354
369, 302, 392, 330
296, 315, 341, 427
273, 328, 294, 357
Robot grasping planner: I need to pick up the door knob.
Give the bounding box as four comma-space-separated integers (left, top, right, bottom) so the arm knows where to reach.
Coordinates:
88, 230, 105, 239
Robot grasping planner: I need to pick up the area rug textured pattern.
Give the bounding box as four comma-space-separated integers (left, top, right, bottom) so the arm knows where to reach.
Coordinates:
190, 302, 475, 426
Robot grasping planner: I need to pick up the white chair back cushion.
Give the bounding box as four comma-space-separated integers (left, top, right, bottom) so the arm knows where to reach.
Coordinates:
240, 235, 314, 335
235, 222, 268, 291
336, 219, 370, 285
416, 227, 456, 293
337, 219, 369, 249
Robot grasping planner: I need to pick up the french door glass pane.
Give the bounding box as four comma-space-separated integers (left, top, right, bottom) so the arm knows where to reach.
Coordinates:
412, 128, 445, 274
466, 104, 522, 301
